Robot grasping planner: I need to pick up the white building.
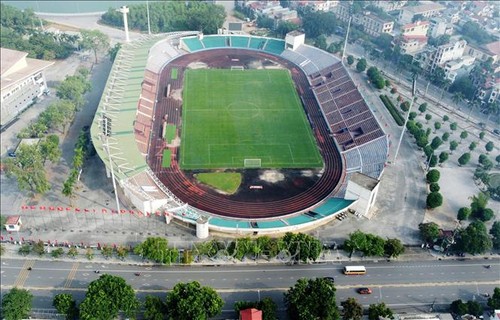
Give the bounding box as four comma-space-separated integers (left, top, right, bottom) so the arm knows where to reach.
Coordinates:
344, 172, 380, 219
429, 17, 454, 38
0, 48, 53, 128
398, 3, 446, 24
285, 30, 305, 50
425, 40, 467, 73
443, 56, 476, 82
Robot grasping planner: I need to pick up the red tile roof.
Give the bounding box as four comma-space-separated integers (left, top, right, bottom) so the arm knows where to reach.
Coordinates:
5, 215, 20, 225
240, 308, 263, 320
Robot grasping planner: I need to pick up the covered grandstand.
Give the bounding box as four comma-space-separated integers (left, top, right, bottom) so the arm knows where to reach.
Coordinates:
90, 32, 387, 236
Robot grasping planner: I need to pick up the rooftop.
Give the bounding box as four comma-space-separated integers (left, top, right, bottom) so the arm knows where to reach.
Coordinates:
405, 3, 445, 14
350, 172, 379, 191
485, 41, 500, 56
5, 215, 21, 225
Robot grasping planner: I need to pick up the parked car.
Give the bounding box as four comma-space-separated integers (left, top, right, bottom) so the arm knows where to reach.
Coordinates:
358, 287, 372, 294
7, 150, 16, 157
493, 129, 500, 136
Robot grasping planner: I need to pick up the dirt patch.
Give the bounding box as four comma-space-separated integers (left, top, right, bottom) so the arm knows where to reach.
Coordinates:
259, 170, 285, 183
187, 62, 208, 69
170, 89, 182, 102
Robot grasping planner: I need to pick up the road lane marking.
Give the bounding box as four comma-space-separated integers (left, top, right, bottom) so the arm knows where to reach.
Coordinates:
13, 260, 35, 288
64, 262, 79, 288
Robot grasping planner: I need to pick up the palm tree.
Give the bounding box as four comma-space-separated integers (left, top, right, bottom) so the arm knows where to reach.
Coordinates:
484, 102, 499, 122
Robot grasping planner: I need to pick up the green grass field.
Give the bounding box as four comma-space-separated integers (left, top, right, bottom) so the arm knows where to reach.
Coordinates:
180, 69, 322, 170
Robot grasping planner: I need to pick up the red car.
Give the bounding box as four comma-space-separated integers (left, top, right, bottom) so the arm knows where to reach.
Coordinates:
358, 287, 372, 294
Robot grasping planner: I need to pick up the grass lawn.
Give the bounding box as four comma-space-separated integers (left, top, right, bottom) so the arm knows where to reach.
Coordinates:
164, 124, 176, 143
195, 172, 242, 194
162, 149, 172, 168
180, 69, 322, 170
171, 68, 178, 80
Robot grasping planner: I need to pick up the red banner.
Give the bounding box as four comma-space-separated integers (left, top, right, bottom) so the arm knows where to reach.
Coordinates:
20, 205, 167, 217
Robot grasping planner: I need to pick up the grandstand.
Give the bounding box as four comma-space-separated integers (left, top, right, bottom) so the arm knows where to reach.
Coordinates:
90, 32, 388, 236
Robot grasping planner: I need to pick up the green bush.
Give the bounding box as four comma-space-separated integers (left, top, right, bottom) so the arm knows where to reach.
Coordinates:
379, 95, 404, 126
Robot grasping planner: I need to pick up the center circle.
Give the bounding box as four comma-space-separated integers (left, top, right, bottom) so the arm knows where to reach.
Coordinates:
226, 101, 260, 119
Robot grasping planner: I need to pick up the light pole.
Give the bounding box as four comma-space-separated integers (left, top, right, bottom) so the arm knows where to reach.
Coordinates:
393, 76, 417, 164
146, 1, 151, 35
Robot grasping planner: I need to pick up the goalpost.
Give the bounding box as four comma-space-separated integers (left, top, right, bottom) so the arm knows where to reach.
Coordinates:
231, 66, 244, 70
244, 158, 261, 168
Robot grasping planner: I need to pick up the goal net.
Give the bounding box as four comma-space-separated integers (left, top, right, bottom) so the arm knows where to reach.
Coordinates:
244, 159, 261, 168
231, 66, 244, 70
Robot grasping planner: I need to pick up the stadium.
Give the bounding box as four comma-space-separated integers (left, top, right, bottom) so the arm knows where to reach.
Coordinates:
90, 31, 389, 237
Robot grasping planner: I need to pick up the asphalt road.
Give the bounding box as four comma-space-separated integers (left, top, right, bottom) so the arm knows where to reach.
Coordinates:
2, 258, 499, 315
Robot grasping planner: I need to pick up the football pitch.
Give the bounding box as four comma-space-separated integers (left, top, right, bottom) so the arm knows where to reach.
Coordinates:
180, 69, 323, 170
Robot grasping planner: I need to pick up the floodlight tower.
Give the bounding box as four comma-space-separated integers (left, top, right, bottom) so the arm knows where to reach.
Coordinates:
341, 0, 353, 66
118, 6, 130, 42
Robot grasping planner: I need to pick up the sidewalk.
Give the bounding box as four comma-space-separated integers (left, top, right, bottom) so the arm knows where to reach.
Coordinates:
1, 241, 497, 267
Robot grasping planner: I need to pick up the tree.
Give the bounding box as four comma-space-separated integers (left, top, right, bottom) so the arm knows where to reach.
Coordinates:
53, 293, 78, 320
467, 300, 483, 317
3, 143, 50, 195
425, 113, 432, 123
344, 230, 368, 255
143, 295, 167, 320
80, 29, 110, 63
439, 152, 449, 164
108, 43, 121, 62
368, 303, 393, 320
409, 111, 417, 120
469, 142, 477, 151
282, 232, 322, 262
418, 103, 427, 114
433, 121, 441, 132
449, 76, 475, 100
457, 207, 471, 221
419, 222, 439, 243
479, 131, 486, 140
56, 75, 90, 110
341, 298, 363, 320
430, 137, 442, 150
356, 58, 367, 72
429, 183, 440, 192
134, 237, 179, 264
384, 238, 405, 258
116, 245, 129, 261
284, 278, 339, 320
458, 220, 492, 254
363, 234, 385, 256
496, 155, 500, 166
51, 247, 64, 258
79, 274, 139, 320
450, 299, 468, 315
33, 240, 45, 256
426, 192, 443, 209
488, 287, 500, 309
470, 192, 494, 221
166, 281, 224, 320
426, 169, 440, 183
449, 140, 458, 154
485, 141, 494, 153
347, 55, 354, 65
67, 247, 78, 259
450, 122, 457, 131
429, 154, 438, 167
101, 245, 113, 259
442, 132, 450, 142
491, 222, 500, 250
1, 287, 33, 320
458, 153, 471, 166
234, 298, 277, 320
314, 35, 327, 50
18, 244, 31, 256
0, 244, 5, 256
39, 135, 61, 164
459, 131, 468, 143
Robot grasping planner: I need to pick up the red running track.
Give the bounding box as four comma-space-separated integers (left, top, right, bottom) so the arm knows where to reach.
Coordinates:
145, 49, 344, 219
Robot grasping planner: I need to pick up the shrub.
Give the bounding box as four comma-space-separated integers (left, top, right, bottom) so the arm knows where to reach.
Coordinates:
400, 101, 410, 112
430, 183, 440, 192
426, 169, 440, 183
379, 95, 404, 126
426, 192, 443, 209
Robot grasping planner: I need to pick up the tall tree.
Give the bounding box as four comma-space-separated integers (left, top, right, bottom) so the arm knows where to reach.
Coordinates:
1, 287, 33, 320
143, 295, 167, 320
282, 232, 322, 262
384, 238, 405, 258
490, 222, 500, 250
284, 278, 339, 320
419, 222, 439, 243
3, 143, 50, 195
166, 281, 224, 320
470, 192, 494, 221
79, 274, 139, 320
80, 29, 110, 63
53, 293, 78, 320
39, 134, 61, 164
488, 287, 500, 309
368, 303, 393, 320
134, 237, 179, 264
341, 298, 363, 320
458, 220, 492, 254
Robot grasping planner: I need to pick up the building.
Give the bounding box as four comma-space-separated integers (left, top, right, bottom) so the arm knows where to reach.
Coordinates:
489, 310, 500, 320
398, 3, 446, 24
293, 0, 338, 12
240, 308, 263, 320
465, 41, 500, 63
4, 215, 22, 232
344, 172, 380, 219
428, 17, 454, 38
477, 78, 499, 104
0, 47, 53, 128
370, 0, 408, 12
443, 56, 476, 82
335, 2, 394, 37
401, 20, 429, 36
397, 20, 429, 56
421, 40, 467, 73
285, 30, 305, 50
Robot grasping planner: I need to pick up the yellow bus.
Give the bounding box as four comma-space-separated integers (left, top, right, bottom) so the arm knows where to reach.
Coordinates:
343, 266, 366, 275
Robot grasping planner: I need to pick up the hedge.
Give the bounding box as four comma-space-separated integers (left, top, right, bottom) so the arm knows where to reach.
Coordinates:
379, 95, 404, 126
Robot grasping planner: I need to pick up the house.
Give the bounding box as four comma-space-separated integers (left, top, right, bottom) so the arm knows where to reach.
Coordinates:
398, 3, 446, 24
401, 20, 429, 36
240, 308, 263, 320
424, 40, 468, 73
399, 35, 428, 55
489, 310, 500, 320
4, 215, 22, 232
335, 2, 394, 37
370, 0, 408, 12
465, 41, 500, 63
443, 56, 476, 82
293, 0, 338, 12
0, 47, 53, 128
344, 172, 381, 219
429, 17, 454, 38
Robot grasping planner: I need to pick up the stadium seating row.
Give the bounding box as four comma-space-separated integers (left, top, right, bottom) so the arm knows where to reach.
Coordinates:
180, 35, 286, 55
